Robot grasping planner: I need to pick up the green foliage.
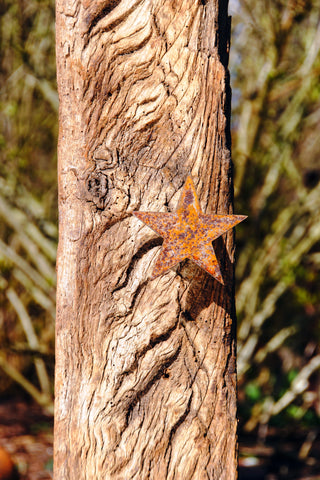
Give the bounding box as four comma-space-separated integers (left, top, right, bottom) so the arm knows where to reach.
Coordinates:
245, 382, 262, 402
231, 0, 320, 434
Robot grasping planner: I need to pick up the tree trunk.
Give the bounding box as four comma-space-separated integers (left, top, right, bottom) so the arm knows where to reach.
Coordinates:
54, 1, 237, 479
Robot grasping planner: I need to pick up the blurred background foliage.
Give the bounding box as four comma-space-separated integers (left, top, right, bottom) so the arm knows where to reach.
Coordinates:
230, 0, 320, 448
0, 0, 57, 413
0, 0, 319, 458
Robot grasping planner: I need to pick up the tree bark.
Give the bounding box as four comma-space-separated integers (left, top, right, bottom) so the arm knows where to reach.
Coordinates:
54, 1, 237, 479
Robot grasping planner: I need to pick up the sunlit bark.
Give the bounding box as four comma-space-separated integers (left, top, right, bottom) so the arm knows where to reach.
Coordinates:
55, 1, 237, 478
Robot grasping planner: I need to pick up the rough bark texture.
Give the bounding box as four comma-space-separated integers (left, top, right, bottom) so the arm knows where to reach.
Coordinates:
55, 1, 237, 479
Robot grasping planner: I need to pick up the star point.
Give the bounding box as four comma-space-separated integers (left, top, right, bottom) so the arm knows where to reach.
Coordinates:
133, 177, 247, 283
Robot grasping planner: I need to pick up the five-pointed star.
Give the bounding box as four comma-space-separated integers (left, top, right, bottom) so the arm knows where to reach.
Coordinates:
133, 177, 247, 283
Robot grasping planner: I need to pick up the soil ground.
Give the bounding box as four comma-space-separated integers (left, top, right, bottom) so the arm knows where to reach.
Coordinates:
0, 399, 53, 480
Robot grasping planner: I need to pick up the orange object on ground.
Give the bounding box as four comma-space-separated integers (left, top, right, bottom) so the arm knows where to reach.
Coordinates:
0, 447, 18, 480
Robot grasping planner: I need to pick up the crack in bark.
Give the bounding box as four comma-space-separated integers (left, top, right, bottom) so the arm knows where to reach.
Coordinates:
124, 338, 182, 424
85, 0, 123, 35
111, 236, 163, 293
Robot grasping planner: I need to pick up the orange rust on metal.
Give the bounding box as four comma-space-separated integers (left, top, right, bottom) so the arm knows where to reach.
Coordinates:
133, 177, 247, 284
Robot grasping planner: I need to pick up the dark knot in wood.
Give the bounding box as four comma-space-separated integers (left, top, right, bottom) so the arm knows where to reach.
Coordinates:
86, 171, 108, 209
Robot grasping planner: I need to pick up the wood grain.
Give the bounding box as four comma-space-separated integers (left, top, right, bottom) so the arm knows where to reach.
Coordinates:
55, 0, 237, 478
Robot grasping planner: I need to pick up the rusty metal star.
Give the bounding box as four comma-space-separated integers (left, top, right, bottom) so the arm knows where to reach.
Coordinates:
133, 177, 247, 284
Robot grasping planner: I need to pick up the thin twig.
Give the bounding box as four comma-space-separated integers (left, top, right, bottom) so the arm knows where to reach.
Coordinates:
6, 288, 51, 395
